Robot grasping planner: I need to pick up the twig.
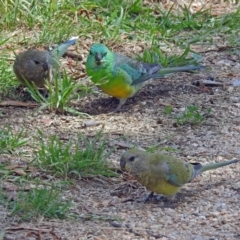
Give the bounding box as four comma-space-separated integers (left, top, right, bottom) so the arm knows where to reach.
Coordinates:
146, 229, 176, 240
193, 79, 240, 87
5, 226, 49, 232
5, 226, 62, 240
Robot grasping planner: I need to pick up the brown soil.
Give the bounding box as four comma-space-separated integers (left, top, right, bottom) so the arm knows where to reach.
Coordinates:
1, 1, 240, 240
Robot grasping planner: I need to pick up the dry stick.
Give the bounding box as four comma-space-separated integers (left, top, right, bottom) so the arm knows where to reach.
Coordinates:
198, 45, 240, 53
195, 79, 240, 87
62, 51, 83, 61
5, 226, 51, 232
146, 229, 175, 240
5, 226, 62, 240
0, 100, 39, 108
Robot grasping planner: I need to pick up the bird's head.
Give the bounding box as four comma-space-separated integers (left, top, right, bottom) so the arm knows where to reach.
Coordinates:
86, 43, 112, 69
120, 149, 148, 175
27, 50, 51, 73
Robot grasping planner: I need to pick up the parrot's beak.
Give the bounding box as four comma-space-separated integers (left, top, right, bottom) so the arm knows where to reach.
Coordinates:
95, 53, 103, 65
120, 158, 126, 170
42, 62, 49, 71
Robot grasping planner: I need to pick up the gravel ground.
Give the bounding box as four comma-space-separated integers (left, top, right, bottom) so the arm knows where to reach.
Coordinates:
1, 1, 240, 239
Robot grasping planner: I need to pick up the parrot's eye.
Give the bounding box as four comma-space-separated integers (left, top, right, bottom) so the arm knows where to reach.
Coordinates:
89, 51, 93, 55
34, 60, 40, 64
129, 156, 135, 162
103, 52, 107, 57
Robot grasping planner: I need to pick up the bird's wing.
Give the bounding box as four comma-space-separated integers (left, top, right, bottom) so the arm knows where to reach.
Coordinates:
163, 161, 194, 187
113, 53, 160, 85
152, 161, 182, 187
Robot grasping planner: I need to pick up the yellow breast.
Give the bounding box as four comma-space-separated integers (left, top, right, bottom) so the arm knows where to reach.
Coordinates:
150, 180, 180, 196
137, 173, 180, 197
100, 77, 135, 99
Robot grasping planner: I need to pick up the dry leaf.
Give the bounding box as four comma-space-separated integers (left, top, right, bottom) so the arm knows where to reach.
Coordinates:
109, 140, 134, 149
2, 182, 19, 191
0, 100, 39, 108
83, 120, 102, 127
40, 118, 53, 125
13, 168, 27, 176
5, 165, 19, 170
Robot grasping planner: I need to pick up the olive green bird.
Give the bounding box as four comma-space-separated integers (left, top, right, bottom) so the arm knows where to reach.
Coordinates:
86, 43, 205, 111
13, 36, 78, 88
120, 149, 239, 202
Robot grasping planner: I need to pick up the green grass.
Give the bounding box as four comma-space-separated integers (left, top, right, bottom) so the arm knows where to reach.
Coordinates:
163, 105, 173, 115
0, 54, 17, 96
0, 185, 71, 221
136, 44, 203, 67
33, 130, 116, 179
1, 0, 240, 103
1, 1, 239, 44
163, 105, 211, 126
0, 125, 28, 154
24, 70, 92, 116
175, 105, 211, 125
0, 0, 239, 227
145, 133, 178, 153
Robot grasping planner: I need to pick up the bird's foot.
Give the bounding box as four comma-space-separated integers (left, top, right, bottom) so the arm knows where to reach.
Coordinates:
104, 97, 118, 106
102, 98, 125, 114
107, 105, 125, 114
136, 192, 164, 203
111, 98, 126, 113
142, 193, 179, 208
159, 194, 181, 208
161, 198, 177, 208
143, 192, 155, 203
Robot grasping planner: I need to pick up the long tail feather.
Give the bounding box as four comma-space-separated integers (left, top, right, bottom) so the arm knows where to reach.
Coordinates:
134, 65, 205, 85
201, 159, 239, 173
156, 65, 205, 77
52, 36, 78, 60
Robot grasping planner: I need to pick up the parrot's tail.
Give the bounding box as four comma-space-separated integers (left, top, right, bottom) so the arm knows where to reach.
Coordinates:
135, 65, 205, 85
52, 36, 78, 59
156, 65, 205, 77
201, 159, 239, 173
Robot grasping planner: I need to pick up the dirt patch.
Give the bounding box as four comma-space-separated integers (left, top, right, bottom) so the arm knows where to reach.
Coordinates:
1, 1, 240, 240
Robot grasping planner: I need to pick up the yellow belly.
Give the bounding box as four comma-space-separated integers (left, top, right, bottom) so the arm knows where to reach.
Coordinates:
90, 68, 139, 99
137, 174, 179, 197
150, 180, 179, 196
100, 79, 135, 99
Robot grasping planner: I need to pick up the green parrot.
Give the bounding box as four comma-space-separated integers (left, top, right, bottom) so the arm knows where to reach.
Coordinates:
86, 43, 205, 111
120, 149, 239, 202
13, 36, 78, 88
